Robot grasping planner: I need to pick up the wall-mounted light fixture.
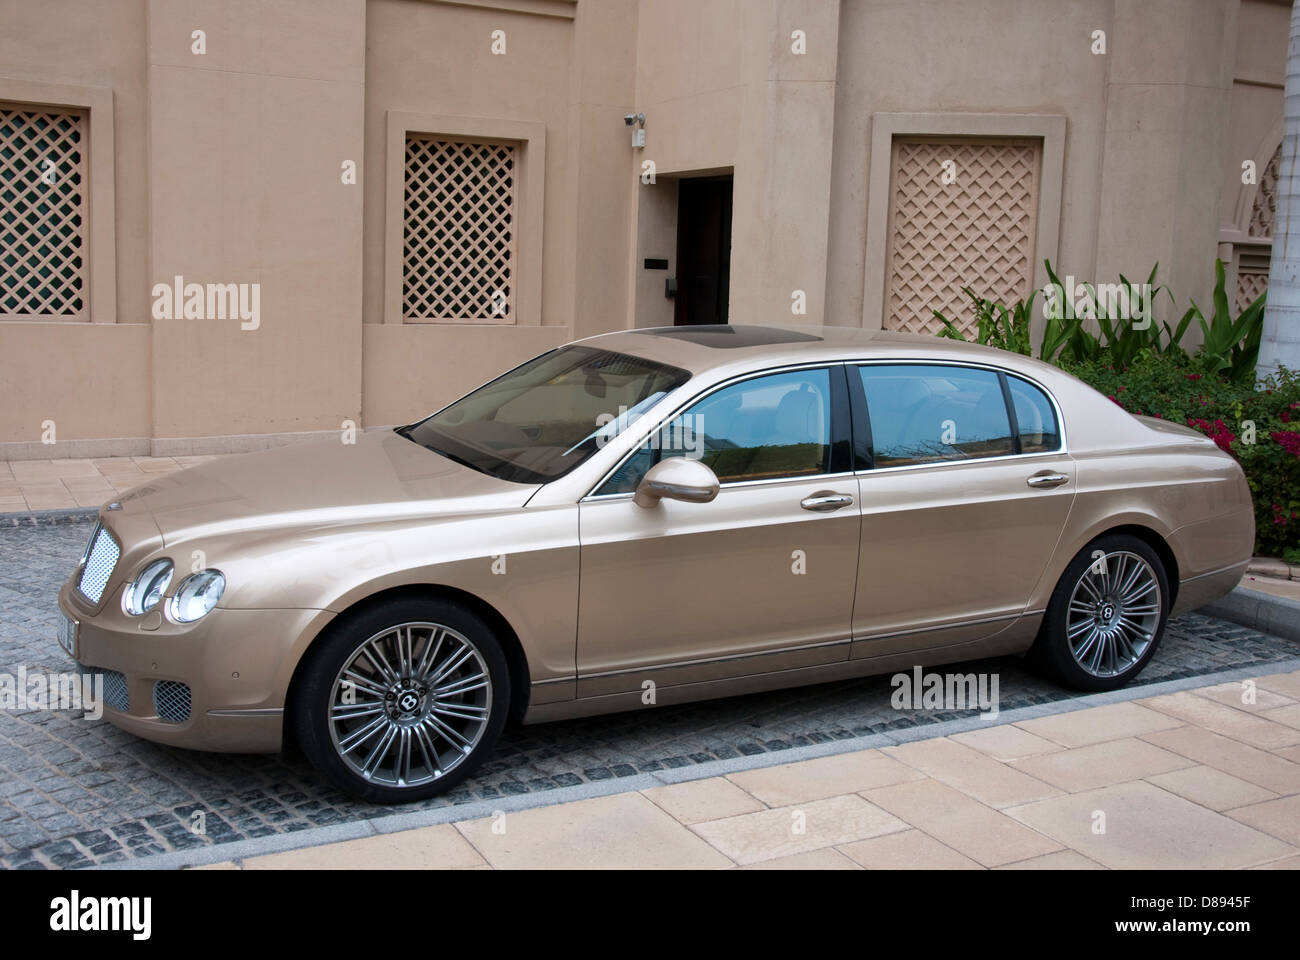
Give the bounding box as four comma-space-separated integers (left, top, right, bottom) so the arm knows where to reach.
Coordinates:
624, 112, 647, 149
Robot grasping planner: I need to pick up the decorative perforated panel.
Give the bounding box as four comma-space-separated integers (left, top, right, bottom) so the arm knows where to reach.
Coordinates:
0, 104, 87, 319
403, 136, 517, 323
1249, 144, 1281, 240
1235, 253, 1270, 314
886, 137, 1041, 336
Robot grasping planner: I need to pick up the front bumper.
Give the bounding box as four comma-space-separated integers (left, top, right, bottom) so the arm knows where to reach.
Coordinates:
58, 579, 334, 753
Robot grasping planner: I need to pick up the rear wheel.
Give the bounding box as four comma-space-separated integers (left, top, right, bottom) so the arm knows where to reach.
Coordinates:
292, 597, 510, 803
1030, 533, 1169, 691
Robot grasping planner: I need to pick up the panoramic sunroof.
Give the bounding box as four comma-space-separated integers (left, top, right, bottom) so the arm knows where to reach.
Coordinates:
638, 325, 823, 348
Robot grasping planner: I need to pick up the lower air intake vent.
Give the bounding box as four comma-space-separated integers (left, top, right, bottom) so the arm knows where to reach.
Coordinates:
100, 670, 128, 712
153, 680, 191, 724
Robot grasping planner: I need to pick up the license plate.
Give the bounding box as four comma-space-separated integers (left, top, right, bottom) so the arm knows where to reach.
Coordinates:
56, 611, 78, 659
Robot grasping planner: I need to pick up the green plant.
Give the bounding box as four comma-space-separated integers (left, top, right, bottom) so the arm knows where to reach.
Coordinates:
1186, 259, 1266, 383
1041, 261, 1188, 366
933, 287, 1035, 355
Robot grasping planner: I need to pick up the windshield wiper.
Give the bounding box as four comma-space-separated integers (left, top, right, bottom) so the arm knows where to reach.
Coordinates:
394, 426, 488, 475
427, 444, 486, 475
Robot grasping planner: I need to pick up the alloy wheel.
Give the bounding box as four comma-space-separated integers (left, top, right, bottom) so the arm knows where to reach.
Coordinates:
1066, 550, 1162, 679
327, 621, 493, 788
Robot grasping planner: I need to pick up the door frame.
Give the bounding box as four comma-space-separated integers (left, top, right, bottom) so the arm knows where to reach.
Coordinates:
844, 356, 1073, 653
573, 361, 859, 695
673, 173, 734, 326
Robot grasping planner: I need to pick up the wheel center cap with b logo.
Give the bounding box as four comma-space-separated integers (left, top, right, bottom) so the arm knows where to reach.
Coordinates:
386, 682, 426, 718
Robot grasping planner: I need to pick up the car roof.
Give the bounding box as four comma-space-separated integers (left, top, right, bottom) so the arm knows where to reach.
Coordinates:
572, 324, 1064, 381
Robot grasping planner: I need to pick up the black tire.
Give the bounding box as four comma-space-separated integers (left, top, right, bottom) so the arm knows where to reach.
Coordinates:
291, 596, 511, 803
1029, 533, 1170, 692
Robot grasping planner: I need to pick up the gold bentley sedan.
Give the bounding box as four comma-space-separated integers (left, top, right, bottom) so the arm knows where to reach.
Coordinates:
56, 325, 1254, 801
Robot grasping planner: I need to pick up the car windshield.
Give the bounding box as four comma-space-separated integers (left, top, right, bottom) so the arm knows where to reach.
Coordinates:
398, 346, 692, 484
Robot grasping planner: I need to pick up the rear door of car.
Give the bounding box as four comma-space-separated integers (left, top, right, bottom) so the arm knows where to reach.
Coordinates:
575, 364, 861, 697
847, 361, 1076, 660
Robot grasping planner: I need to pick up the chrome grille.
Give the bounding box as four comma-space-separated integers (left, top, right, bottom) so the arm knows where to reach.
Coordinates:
99, 670, 128, 713
153, 681, 191, 724
76, 524, 120, 604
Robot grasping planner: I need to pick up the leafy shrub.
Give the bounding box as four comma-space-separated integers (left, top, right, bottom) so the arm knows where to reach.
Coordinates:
1040, 262, 1193, 367
1185, 259, 1266, 383
934, 288, 1035, 355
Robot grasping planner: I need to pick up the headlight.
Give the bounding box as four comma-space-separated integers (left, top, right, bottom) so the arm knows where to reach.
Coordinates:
122, 559, 173, 616
169, 570, 225, 623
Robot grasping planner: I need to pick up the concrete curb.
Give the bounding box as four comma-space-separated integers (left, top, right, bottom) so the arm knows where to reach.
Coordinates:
1200, 586, 1300, 643
93, 655, 1300, 871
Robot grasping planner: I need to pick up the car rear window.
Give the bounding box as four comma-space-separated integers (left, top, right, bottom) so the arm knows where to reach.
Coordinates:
858, 364, 1015, 467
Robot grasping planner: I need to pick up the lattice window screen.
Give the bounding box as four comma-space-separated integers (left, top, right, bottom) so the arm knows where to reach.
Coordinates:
1234, 250, 1270, 313
1249, 143, 1281, 240
403, 135, 517, 323
0, 104, 87, 319
885, 137, 1041, 336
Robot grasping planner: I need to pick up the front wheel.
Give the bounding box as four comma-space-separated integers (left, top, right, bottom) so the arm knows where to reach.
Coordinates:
1030, 534, 1170, 692
291, 597, 510, 803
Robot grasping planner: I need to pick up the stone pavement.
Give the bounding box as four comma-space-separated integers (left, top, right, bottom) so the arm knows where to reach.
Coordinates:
204, 669, 1300, 870
0, 457, 219, 512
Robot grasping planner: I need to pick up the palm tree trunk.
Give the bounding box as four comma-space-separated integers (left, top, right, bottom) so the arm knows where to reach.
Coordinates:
1260, 0, 1300, 378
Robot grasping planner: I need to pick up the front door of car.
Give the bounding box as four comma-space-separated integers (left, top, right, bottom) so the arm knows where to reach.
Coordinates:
576, 365, 860, 697
846, 362, 1075, 660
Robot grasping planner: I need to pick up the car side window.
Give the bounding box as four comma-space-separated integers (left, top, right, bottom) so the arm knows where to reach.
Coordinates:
596, 368, 833, 494
1007, 375, 1061, 453
858, 364, 1014, 467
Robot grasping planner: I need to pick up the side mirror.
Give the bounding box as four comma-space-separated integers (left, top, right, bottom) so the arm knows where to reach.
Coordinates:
633, 457, 720, 508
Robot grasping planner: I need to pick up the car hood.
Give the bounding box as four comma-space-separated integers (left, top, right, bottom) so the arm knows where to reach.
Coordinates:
113, 430, 539, 544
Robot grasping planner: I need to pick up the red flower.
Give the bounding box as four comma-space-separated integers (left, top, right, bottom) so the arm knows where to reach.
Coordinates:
1271, 431, 1300, 457
1185, 373, 1202, 381
1190, 418, 1237, 453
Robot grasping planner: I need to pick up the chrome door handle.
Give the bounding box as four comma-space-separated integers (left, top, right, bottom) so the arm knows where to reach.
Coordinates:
800, 492, 854, 512
1026, 473, 1069, 489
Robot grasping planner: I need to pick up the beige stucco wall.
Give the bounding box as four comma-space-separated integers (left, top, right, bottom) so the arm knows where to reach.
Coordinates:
1219, 0, 1288, 245
0, 0, 1288, 456
360, 0, 575, 426
0, 0, 151, 444
147, 0, 366, 440
628, 0, 841, 326
827, 0, 1110, 331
